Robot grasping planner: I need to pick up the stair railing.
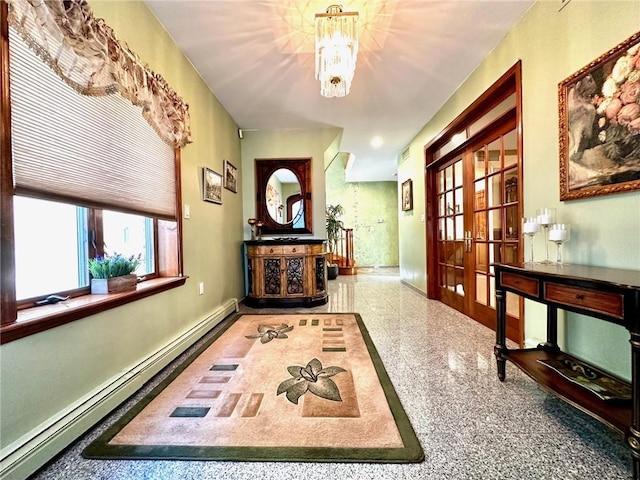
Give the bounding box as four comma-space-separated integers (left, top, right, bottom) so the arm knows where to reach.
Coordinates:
335, 228, 356, 272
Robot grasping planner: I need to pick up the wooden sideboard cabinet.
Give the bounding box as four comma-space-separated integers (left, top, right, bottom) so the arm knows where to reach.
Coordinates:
244, 239, 328, 308
493, 262, 640, 478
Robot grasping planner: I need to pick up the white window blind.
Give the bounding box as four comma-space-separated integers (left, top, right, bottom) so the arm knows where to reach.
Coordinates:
8, 27, 177, 220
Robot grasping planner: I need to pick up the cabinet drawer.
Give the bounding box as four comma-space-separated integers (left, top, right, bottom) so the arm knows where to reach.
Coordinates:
257, 245, 283, 255
544, 283, 624, 319
283, 245, 306, 255
306, 243, 325, 255
500, 272, 539, 297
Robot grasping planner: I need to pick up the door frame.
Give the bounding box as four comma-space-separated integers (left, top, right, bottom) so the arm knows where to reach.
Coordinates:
424, 61, 524, 345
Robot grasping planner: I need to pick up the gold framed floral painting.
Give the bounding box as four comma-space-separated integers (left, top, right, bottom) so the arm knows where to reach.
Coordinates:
559, 31, 640, 201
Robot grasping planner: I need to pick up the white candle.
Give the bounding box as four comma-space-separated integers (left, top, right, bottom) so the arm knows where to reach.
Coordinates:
536, 207, 555, 226
522, 217, 539, 234
549, 224, 569, 241
537, 214, 551, 225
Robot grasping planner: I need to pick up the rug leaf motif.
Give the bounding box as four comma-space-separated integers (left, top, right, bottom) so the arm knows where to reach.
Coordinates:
277, 357, 346, 404
245, 323, 294, 344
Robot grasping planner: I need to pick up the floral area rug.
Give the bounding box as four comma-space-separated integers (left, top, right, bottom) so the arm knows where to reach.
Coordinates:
83, 313, 424, 463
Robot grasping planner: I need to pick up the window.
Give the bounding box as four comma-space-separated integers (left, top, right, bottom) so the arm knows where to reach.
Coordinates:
13, 196, 87, 300
0, 4, 186, 341
102, 210, 155, 278
13, 196, 157, 304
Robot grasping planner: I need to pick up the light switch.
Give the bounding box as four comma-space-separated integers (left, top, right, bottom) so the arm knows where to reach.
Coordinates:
184, 204, 190, 219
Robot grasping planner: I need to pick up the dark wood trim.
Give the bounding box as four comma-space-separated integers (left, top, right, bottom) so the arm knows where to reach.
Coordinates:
1, 276, 187, 344
286, 193, 302, 223
424, 61, 524, 345
425, 62, 522, 301
175, 147, 184, 276
424, 131, 438, 302
0, 9, 185, 335
242, 294, 328, 308
254, 157, 313, 235
1, 2, 16, 326
92, 209, 105, 256
423, 61, 522, 160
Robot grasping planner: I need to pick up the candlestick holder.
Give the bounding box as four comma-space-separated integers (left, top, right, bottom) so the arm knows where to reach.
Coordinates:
522, 217, 540, 263
549, 223, 570, 265
247, 218, 257, 240
536, 207, 556, 264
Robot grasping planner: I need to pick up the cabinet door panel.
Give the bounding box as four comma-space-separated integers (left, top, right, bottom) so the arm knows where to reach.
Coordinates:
263, 258, 282, 295
285, 257, 304, 295
315, 256, 326, 293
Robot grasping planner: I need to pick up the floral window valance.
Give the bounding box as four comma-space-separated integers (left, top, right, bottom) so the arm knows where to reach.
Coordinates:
6, 0, 192, 148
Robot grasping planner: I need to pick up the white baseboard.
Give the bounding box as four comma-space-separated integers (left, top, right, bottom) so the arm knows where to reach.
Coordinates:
0, 298, 238, 480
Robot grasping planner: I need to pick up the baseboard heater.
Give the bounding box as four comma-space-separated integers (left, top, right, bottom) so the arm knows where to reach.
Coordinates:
0, 298, 238, 480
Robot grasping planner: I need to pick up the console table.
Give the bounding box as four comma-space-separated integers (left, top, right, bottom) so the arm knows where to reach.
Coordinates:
493, 263, 640, 478
244, 238, 328, 308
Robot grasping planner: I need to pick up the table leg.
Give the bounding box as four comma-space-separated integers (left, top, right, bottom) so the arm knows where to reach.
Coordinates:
538, 305, 560, 352
494, 287, 507, 381
628, 332, 640, 479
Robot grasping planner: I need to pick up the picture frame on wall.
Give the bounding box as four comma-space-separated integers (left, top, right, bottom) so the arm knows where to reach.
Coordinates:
223, 160, 238, 193
203, 167, 223, 204
402, 179, 413, 211
558, 31, 640, 201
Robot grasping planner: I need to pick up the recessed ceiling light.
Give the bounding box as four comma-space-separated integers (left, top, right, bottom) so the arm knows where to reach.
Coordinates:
371, 136, 384, 148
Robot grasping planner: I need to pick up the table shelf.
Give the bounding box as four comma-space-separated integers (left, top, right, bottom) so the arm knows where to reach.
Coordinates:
504, 348, 630, 434
493, 262, 640, 478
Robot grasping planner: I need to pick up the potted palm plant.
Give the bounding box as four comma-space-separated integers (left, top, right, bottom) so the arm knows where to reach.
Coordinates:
89, 252, 141, 294
325, 204, 344, 280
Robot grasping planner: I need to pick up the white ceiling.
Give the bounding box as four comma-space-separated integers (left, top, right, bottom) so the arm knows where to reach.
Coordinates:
144, 0, 535, 182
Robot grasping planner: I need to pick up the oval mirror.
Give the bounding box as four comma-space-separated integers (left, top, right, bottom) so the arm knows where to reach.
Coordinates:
265, 168, 304, 226
255, 158, 312, 235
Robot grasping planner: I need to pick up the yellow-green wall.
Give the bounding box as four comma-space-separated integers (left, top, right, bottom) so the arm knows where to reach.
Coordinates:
398, 0, 640, 379
240, 128, 342, 238
4, 2, 640, 478
326, 154, 399, 267
0, 2, 245, 478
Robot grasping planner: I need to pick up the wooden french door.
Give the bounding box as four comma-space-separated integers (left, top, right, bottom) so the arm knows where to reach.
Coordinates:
434, 114, 522, 341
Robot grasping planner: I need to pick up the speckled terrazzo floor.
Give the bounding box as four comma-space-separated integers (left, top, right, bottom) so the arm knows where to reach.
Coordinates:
32, 268, 632, 480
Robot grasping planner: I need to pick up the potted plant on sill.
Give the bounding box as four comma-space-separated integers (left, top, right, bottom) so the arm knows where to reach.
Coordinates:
88, 253, 141, 294
326, 204, 344, 280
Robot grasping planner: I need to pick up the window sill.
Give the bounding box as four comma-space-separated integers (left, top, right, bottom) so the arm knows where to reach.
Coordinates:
1, 276, 187, 344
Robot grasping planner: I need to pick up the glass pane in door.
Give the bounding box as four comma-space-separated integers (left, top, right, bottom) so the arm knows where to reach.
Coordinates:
436, 156, 465, 298
473, 126, 520, 309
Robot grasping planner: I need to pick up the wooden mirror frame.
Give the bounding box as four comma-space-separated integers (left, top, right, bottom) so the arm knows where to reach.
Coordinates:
255, 157, 312, 235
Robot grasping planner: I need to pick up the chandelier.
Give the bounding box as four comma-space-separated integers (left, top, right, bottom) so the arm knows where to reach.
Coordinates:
314, 5, 359, 98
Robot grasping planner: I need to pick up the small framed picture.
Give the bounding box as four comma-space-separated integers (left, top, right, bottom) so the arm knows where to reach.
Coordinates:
203, 167, 223, 204
402, 179, 413, 211
223, 160, 238, 193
